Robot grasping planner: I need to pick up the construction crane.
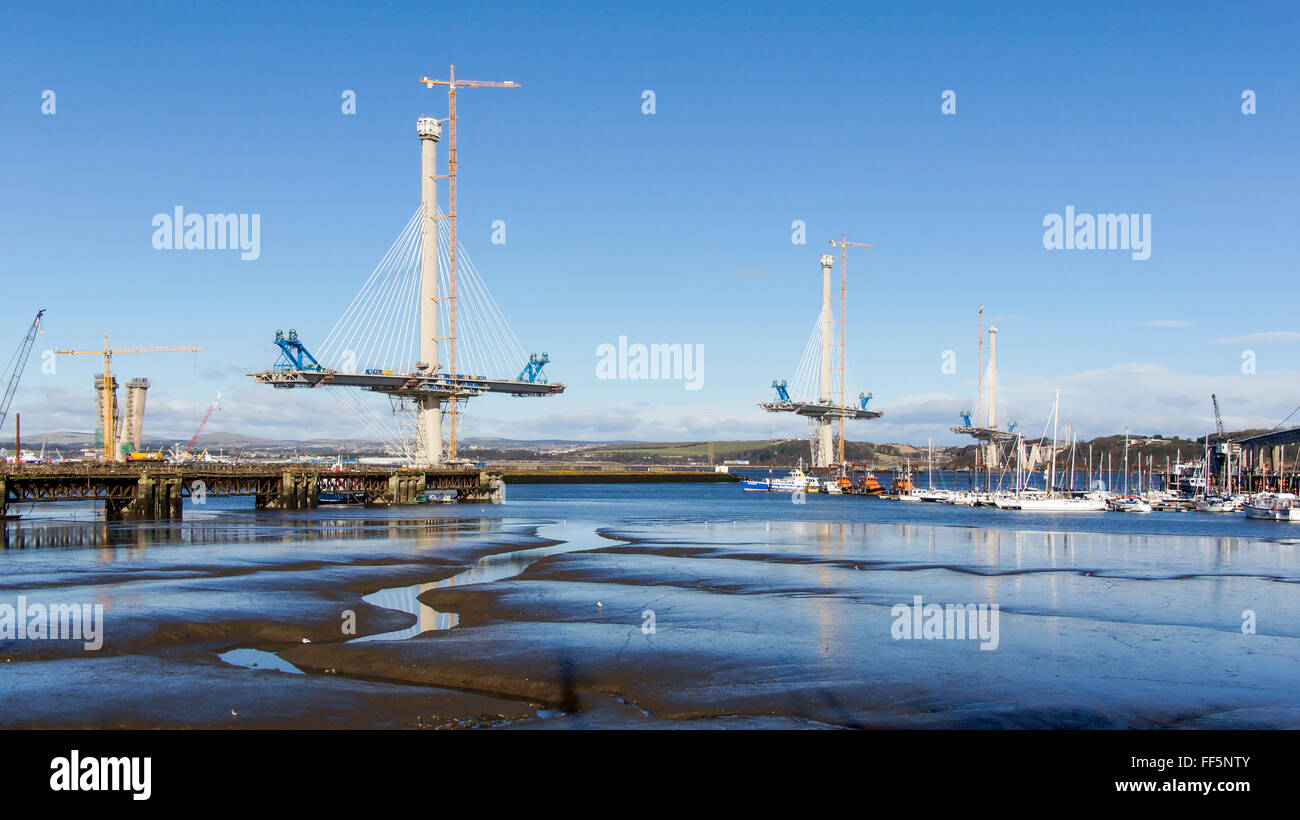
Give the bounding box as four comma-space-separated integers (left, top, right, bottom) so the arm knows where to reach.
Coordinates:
54, 336, 203, 461
1211, 394, 1226, 440
0, 309, 45, 434
184, 391, 221, 456
827, 236, 872, 464
419, 66, 520, 461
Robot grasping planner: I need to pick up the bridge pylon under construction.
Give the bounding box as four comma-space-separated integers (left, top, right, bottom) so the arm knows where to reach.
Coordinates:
250, 99, 564, 465
760, 251, 881, 468
951, 309, 1016, 472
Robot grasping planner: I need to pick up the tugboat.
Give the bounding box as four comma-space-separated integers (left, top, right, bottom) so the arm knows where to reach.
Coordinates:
854, 470, 884, 495
891, 467, 920, 501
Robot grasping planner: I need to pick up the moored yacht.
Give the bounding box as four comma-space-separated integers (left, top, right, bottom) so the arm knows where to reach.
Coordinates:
1244, 492, 1300, 521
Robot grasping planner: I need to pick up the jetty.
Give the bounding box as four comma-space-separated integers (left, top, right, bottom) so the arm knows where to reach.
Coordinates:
0, 464, 504, 521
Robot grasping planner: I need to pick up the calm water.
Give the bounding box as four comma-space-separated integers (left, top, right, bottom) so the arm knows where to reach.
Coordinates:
2, 477, 1296, 551
3, 480, 1297, 728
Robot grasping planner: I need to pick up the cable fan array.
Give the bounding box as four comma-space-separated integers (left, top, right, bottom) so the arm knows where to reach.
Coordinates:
786, 305, 860, 404
317, 205, 529, 378
310, 205, 535, 459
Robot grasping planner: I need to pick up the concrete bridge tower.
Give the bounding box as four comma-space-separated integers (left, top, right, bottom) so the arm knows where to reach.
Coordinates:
815, 254, 835, 467
417, 116, 444, 466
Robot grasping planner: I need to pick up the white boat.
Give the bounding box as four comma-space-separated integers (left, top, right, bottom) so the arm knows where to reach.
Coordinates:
915, 489, 952, 503
1018, 495, 1107, 512
1196, 496, 1240, 513
1109, 496, 1153, 514
742, 467, 815, 493
1244, 493, 1300, 521
1013, 391, 1105, 513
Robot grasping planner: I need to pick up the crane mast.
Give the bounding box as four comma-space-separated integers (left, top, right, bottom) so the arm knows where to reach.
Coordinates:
0, 309, 45, 433
827, 236, 872, 464
419, 66, 520, 462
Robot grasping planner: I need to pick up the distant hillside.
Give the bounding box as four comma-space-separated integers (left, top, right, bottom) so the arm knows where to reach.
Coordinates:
574, 439, 931, 467
21, 430, 1284, 466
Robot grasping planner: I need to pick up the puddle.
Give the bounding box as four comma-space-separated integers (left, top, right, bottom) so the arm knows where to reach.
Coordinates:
218, 521, 604, 671
218, 647, 304, 674
354, 521, 604, 640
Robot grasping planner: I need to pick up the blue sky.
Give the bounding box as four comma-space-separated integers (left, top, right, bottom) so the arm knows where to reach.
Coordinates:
1, 0, 1297, 446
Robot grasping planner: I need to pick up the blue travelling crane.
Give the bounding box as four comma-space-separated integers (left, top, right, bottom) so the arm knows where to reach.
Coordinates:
771, 380, 790, 402
273, 329, 323, 371
518, 353, 550, 383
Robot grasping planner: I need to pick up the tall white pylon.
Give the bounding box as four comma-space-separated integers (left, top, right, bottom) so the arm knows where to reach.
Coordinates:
815, 253, 835, 467
986, 325, 999, 468
417, 116, 444, 466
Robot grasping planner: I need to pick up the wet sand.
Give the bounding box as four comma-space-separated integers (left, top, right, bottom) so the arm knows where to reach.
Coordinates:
3, 509, 1298, 729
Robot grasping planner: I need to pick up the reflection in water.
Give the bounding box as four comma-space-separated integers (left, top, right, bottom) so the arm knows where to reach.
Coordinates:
356, 522, 607, 641
1, 508, 509, 557
220, 523, 606, 674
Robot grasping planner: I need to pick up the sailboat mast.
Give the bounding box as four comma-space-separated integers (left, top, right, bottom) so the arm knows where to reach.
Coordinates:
1069, 432, 1076, 492
1049, 389, 1059, 497
1124, 430, 1130, 496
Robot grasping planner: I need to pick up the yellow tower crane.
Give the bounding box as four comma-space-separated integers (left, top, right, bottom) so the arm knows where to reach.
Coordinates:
827, 235, 872, 465
419, 65, 520, 461
54, 336, 203, 461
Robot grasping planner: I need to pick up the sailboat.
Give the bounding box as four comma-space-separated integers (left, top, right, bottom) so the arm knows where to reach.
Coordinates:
1016, 390, 1106, 512
1109, 430, 1152, 512
915, 438, 952, 502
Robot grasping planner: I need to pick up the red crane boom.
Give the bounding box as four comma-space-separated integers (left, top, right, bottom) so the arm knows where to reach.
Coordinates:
187, 392, 221, 452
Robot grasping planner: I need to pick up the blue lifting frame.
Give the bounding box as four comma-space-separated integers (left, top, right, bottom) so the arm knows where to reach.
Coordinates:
273, 329, 323, 371
519, 352, 550, 383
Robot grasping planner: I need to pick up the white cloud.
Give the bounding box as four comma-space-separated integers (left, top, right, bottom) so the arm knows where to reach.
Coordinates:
12, 359, 1296, 448
1213, 331, 1300, 344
